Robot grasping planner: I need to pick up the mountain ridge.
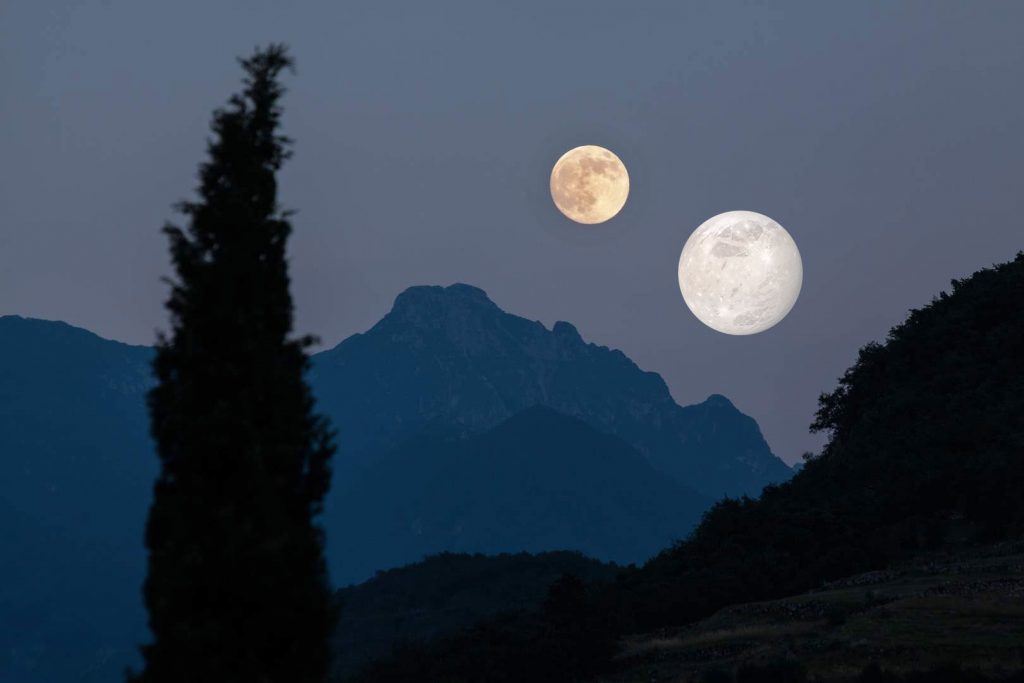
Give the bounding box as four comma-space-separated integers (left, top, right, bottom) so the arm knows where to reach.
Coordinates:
312, 283, 792, 498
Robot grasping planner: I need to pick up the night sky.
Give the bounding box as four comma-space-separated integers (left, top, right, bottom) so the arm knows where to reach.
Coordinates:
3, 1, 1023, 463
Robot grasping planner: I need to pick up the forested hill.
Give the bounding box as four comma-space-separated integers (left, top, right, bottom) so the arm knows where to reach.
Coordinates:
331, 551, 617, 679
352, 254, 1024, 682
627, 252, 1024, 629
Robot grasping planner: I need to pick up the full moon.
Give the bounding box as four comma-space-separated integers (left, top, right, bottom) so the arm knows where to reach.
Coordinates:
677, 210, 802, 335
549, 145, 629, 224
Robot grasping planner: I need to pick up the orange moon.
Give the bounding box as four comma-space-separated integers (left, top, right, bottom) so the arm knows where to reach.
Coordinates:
549, 145, 629, 224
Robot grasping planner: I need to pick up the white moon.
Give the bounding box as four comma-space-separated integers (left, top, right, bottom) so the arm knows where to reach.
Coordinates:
550, 145, 629, 224
677, 210, 802, 335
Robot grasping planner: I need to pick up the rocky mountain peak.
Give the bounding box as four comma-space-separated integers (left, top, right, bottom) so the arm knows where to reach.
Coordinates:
389, 283, 498, 317
702, 394, 736, 409
552, 320, 582, 342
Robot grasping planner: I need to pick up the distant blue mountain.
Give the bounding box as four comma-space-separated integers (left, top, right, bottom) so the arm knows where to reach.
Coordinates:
312, 284, 791, 499
0, 316, 155, 682
0, 285, 789, 681
330, 405, 710, 585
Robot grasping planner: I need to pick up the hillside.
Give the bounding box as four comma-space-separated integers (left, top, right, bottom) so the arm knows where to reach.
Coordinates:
332, 551, 619, 680
329, 406, 709, 585
622, 253, 1024, 631
352, 254, 1024, 682
605, 539, 1024, 681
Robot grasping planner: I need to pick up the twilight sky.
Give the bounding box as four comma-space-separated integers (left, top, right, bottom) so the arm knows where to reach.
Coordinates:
2, 1, 1023, 463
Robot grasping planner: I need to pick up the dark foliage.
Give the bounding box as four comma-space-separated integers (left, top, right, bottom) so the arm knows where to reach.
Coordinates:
734, 659, 808, 683
350, 572, 617, 683
331, 551, 617, 679
617, 253, 1024, 630
702, 661, 1024, 682
856, 662, 1024, 683
699, 661, 809, 683
130, 46, 336, 682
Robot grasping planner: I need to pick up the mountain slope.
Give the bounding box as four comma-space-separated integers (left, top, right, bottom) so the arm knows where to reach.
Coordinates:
310, 283, 791, 498
609, 539, 1024, 682
0, 316, 155, 534
329, 406, 709, 585
625, 253, 1024, 631
0, 316, 155, 683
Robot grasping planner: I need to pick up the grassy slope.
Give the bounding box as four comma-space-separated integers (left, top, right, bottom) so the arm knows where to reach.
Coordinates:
599, 539, 1024, 682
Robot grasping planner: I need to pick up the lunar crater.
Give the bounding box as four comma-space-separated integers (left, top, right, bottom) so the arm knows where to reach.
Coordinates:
711, 242, 749, 258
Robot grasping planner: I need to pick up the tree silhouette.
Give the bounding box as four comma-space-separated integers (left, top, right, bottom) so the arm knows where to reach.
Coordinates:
131, 45, 336, 682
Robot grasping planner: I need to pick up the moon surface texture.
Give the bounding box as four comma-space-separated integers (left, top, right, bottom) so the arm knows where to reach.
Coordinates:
677, 210, 802, 335
550, 145, 629, 224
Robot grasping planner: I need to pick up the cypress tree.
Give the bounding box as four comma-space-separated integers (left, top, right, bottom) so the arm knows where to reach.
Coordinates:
132, 45, 336, 682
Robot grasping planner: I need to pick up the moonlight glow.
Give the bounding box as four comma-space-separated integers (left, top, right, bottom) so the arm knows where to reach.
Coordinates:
677, 210, 802, 335
549, 145, 629, 224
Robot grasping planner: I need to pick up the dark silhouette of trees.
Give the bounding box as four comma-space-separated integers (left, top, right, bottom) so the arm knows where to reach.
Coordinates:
352, 571, 618, 683
130, 45, 336, 683
330, 551, 618, 679
537, 573, 618, 680
615, 253, 1024, 632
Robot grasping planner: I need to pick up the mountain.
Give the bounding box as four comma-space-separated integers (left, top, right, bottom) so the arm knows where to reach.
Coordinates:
0, 316, 155, 534
0, 316, 155, 683
0, 285, 781, 681
353, 254, 1024, 682
331, 551, 619, 680
310, 283, 791, 498
328, 406, 709, 585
